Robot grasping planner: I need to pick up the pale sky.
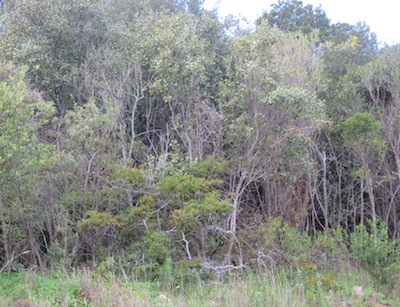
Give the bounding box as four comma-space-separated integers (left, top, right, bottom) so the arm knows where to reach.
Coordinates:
203, 0, 399, 46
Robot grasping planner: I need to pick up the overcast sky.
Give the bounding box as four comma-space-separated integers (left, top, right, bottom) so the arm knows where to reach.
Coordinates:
203, 0, 399, 46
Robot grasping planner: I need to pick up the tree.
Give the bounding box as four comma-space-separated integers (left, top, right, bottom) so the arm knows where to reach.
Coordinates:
220, 24, 325, 264
0, 0, 111, 112
139, 12, 227, 163
342, 112, 385, 224
259, 0, 330, 37
364, 45, 400, 229
0, 62, 55, 270
259, 0, 378, 110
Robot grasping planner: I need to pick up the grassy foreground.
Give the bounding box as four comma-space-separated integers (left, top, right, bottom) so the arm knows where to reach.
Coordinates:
0, 268, 398, 307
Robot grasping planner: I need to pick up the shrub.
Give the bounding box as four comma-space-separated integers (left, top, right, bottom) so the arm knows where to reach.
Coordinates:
259, 218, 349, 271
350, 220, 400, 285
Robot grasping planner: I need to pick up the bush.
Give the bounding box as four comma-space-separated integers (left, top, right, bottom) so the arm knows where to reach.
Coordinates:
258, 218, 349, 271
350, 220, 400, 285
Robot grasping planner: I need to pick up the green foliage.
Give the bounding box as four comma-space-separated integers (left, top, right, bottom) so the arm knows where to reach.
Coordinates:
0, 0, 399, 291
157, 165, 230, 232
364, 44, 400, 106
342, 112, 386, 156
173, 191, 230, 229
0, 272, 85, 306
120, 230, 175, 282
221, 23, 325, 205
343, 112, 381, 138
145, 232, 171, 266
116, 157, 231, 270
158, 256, 174, 287
260, 0, 331, 37
0, 63, 55, 179
174, 258, 205, 284
266, 85, 325, 121
261, 218, 312, 268
113, 167, 144, 185
64, 100, 120, 147
0, 0, 112, 109
258, 218, 350, 273
191, 157, 227, 179
158, 174, 216, 202
1, 262, 399, 306
80, 211, 121, 230
0, 62, 57, 271
350, 220, 400, 285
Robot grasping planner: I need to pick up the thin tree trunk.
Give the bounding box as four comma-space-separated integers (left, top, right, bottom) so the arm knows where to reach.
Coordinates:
360, 179, 364, 225
224, 194, 240, 265
322, 151, 329, 230
366, 174, 376, 222
0, 197, 13, 272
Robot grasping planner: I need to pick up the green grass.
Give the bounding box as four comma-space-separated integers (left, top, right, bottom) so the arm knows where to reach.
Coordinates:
0, 267, 398, 306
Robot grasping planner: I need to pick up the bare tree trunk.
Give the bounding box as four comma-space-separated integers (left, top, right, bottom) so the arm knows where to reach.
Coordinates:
223, 169, 248, 266
360, 178, 364, 226
365, 174, 376, 223
224, 195, 239, 265
0, 197, 13, 272
322, 150, 329, 230
199, 227, 207, 260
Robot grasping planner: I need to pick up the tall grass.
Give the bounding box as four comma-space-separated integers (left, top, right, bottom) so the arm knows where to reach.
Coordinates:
0, 267, 398, 306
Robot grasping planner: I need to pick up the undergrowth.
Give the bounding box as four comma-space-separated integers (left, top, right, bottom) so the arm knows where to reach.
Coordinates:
0, 266, 398, 306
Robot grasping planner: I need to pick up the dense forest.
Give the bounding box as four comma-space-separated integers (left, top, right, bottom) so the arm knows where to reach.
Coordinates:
0, 0, 399, 290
